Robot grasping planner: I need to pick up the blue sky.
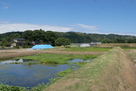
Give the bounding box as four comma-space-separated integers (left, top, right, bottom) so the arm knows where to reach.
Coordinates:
0, 0, 136, 35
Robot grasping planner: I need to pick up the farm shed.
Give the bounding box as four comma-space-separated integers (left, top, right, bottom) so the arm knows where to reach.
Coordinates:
31, 44, 54, 50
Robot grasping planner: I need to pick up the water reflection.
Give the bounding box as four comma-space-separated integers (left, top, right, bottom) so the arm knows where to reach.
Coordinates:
0, 59, 23, 64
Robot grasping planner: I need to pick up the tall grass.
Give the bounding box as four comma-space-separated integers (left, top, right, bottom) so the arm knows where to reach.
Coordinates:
19, 54, 98, 64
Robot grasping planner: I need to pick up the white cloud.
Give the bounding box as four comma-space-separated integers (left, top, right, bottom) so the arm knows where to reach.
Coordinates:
4, 6, 8, 9
75, 24, 99, 30
69, 24, 99, 33
0, 23, 73, 33
0, 2, 9, 9
0, 22, 135, 36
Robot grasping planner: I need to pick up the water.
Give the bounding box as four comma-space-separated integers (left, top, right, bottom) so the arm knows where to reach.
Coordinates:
0, 59, 89, 87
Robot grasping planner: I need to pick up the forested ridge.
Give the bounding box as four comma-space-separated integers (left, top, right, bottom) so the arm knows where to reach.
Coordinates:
0, 29, 136, 47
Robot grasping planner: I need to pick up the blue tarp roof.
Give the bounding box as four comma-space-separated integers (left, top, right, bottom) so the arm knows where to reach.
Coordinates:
31, 44, 54, 50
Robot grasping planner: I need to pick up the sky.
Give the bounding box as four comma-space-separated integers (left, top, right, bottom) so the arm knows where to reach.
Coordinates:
0, 0, 136, 35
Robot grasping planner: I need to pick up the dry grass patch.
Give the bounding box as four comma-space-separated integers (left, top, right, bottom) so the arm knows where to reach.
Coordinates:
0, 48, 105, 61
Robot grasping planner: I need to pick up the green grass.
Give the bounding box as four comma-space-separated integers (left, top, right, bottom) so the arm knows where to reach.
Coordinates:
19, 54, 98, 64
0, 82, 53, 91
57, 68, 73, 77
44, 47, 130, 91
44, 48, 114, 91
0, 57, 14, 61
65, 47, 112, 52
75, 62, 87, 67
121, 47, 136, 49
0, 83, 26, 91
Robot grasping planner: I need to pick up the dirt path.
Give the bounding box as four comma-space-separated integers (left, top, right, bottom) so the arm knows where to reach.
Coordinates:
44, 47, 136, 91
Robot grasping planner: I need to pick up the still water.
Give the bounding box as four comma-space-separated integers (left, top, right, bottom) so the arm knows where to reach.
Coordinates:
0, 59, 88, 87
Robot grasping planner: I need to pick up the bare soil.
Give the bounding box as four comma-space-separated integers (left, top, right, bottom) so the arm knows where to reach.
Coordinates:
0, 48, 105, 60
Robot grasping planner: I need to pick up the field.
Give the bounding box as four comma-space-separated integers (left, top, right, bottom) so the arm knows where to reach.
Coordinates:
0, 47, 108, 91
1, 46, 136, 91
20, 53, 98, 64
96, 43, 136, 48
65, 47, 112, 51
44, 47, 136, 91
0, 47, 106, 61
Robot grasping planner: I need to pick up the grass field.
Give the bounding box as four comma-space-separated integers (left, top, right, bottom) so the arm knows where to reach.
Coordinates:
19, 53, 98, 64
44, 47, 136, 91
121, 47, 136, 49
65, 47, 112, 51
96, 43, 136, 47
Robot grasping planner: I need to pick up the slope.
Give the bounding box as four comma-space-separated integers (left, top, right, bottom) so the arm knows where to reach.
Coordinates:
44, 47, 136, 91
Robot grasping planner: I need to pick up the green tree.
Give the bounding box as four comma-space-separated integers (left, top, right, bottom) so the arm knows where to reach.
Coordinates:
46, 31, 58, 45
115, 38, 126, 43
102, 38, 114, 43
32, 29, 46, 43
11, 33, 21, 38
23, 30, 34, 41
1, 39, 8, 48
127, 39, 136, 43
55, 38, 71, 47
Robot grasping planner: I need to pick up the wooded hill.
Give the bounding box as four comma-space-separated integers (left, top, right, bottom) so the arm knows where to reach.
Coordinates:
0, 29, 136, 47
58, 31, 136, 43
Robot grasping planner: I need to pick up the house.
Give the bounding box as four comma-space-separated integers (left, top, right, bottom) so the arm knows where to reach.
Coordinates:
12, 38, 26, 47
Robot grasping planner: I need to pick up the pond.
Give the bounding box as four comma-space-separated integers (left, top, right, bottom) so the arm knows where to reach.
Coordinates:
0, 59, 90, 88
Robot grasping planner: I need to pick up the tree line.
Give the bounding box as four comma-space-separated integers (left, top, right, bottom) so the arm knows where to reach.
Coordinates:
0, 29, 136, 48
0, 29, 71, 48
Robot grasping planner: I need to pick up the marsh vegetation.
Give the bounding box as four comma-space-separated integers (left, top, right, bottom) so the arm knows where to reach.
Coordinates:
20, 53, 98, 64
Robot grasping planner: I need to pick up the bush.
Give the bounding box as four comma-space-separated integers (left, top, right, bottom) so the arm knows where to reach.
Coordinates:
13, 46, 19, 49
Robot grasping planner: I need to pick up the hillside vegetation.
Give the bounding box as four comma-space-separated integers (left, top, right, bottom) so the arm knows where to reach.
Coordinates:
44, 47, 136, 91
1, 31, 136, 48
